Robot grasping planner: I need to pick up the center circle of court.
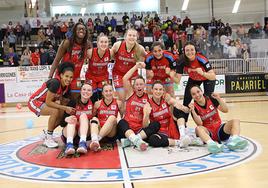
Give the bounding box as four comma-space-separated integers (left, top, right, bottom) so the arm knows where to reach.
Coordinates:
0, 135, 261, 183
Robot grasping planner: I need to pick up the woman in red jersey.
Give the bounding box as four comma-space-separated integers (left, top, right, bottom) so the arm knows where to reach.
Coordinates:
62, 83, 99, 155
85, 33, 112, 103
145, 41, 179, 96
176, 41, 216, 127
117, 62, 160, 151
48, 22, 90, 95
189, 85, 248, 154
143, 81, 191, 148
28, 62, 76, 148
111, 28, 147, 101
89, 84, 124, 150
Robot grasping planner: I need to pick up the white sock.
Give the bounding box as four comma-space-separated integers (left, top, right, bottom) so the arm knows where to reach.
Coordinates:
174, 139, 180, 146
129, 134, 137, 143
178, 125, 186, 137
80, 135, 87, 142
91, 133, 98, 141
136, 133, 142, 139
206, 139, 214, 144
98, 135, 102, 141
67, 137, 73, 143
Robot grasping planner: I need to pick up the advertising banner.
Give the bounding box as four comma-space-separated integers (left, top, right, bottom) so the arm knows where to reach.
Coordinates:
0, 67, 17, 83
16, 65, 51, 82
225, 74, 268, 93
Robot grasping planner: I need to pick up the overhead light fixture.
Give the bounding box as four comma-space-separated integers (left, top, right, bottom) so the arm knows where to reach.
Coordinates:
80, 7, 86, 15
181, 0, 190, 11
232, 0, 241, 13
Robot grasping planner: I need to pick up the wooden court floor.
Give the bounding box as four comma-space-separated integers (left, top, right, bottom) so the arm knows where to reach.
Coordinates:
0, 95, 268, 188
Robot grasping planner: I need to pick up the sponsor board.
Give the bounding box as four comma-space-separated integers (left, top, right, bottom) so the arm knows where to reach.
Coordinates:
17, 65, 51, 82
0, 67, 17, 83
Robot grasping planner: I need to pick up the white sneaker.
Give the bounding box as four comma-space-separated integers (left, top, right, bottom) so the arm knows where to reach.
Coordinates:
179, 135, 191, 148
189, 135, 204, 146
43, 137, 58, 148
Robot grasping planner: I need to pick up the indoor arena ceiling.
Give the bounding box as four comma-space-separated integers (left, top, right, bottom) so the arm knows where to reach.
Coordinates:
51, 0, 137, 6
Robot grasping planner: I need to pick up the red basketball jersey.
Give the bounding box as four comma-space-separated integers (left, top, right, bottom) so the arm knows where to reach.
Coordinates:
85, 48, 110, 78
124, 93, 149, 133
97, 99, 119, 127
75, 100, 94, 120
62, 43, 86, 79
113, 41, 137, 76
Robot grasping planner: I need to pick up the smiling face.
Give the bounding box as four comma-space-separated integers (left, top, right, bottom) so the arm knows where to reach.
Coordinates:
102, 84, 113, 101
190, 86, 204, 103
184, 44, 196, 61
97, 35, 109, 51
60, 70, 73, 87
152, 45, 163, 59
75, 24, 86, 39
125, 29, 138, 45
133, 78, 145, 96
80, 83, 93, 100
152, 83, 164, 99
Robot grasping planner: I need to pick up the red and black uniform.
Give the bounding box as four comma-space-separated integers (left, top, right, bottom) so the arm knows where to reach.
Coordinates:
123, 93, 149, 133
145, 51, 177, 85
62, 43, 87, 92
85, 48, 111, 91
97, 99, 119, 127
176, 53, 216, 122
193, 96, 229, 141
113, 41, 137, 89
28, 76, 70, 116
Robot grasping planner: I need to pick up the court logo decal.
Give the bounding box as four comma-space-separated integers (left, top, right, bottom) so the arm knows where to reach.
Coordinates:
0, 135, 261, 183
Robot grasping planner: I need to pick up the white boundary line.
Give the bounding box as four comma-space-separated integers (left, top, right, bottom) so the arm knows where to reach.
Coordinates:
117, 140, 133, 188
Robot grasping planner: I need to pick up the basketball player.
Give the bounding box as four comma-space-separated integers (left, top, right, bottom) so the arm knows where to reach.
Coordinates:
85, 33, 112, 103
62, 83, 99, 155
145, 41, 179, 96
176, 41, 216, 131
189, 85, 248, 154
48, 22, 89, 95
143, 81, 191, 147
111, 28, 147, 101
117, 62, 160, 151
28, 62, 76, 148
90, 84, 124, 149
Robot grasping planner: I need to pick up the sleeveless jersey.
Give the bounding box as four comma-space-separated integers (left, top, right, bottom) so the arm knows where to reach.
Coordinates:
124, 93, 149, 133
194, 96, 222, 140
62, 43, 86, 79
97, 99, 119, 127
29, 76, 69, 102
184, 53, 211, 81
75, 100, 93, 120
113, 41, 137, 76
85, 48, 110, 78
149, 97, 171, 135
145, 51, 176, 82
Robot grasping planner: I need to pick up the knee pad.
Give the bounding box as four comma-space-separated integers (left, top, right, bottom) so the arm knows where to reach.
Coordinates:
148, 134, 169, 147
143, 122, 160, 137
117, 119, 130, 135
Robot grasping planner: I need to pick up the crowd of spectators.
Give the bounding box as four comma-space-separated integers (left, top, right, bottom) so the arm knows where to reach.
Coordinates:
1, 12, 268, 67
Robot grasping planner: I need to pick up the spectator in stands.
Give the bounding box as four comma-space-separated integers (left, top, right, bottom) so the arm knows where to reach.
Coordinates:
7, 31, 16, 51
60, 22, 68, 40
264, 21, 268, 38
153, 26, 161, 41
248, 25, 257, 39
154, 13, 160, 23
130, 14, 137, 26
103, 16, 110, 28
46, 25, 54, 40
15, 22, 23, 44
68, 18, 75, 31
110, 16, 117, 30
122, 12, 129, 29
172, 29, 179, 48
166, 25, 174, 49
23, 20, 31, 41
40, 47, 49, 65
53, 25, 61, 46
47, 45, 56, 65
110, 28, 119, 45
186, 24, 194, 41
182, 16, 192, 30
37, 25, 46, 45
159, 30, 168, 49
134, 16, 143, 31
21, 46, 31, 66
236, 24, 246, 40
87, 18, 94, 34
31, 48, 40, 66
5, 47, 19, 66
6, 21, 14, 35
224, 23, 232, 36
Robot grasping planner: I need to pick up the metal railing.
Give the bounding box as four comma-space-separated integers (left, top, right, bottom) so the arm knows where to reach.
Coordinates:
210, 58, 268, 74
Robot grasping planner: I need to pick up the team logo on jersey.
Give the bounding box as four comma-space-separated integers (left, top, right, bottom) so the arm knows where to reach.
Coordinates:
0, 133, 261, 184
162, 103, 167, 109
209, 105, 214, 110
142, 99, 147, 103
88, 105, 92, 110
111, 105, 116, 110
206, 64, 211, 69
104, 57, 109, 62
